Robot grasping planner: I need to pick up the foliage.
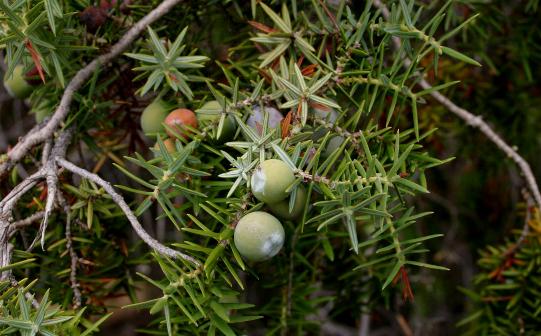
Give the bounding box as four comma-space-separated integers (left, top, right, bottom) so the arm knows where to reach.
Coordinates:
0, 0, 538, 335
459, 208, 541, 335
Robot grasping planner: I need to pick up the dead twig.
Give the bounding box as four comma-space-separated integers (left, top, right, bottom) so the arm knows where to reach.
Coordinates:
55, 158, 201, 267
57, 192, 82, 309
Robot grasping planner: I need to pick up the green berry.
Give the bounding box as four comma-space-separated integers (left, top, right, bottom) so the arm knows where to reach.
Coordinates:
141, 99, 170, 134
34, 108, 53, 123
268, 185, 307, 220
323, 135, 345, 159
251, 159, 295, 204
234, 211, 285, 261
3, 65, 32, 99
196, 100, 236, 142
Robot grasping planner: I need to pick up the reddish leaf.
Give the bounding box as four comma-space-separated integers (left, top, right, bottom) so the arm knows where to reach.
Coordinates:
248, 20, 278, 33
281, 111, 292, 139
400, 267, 415, 302
258, 69, 272, 84
25, 40, 45, 83
301, 64, 318, 76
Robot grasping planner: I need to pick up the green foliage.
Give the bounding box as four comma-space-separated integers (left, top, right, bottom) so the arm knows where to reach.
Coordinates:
125, 27, 209, 98
2, 0, 535, 335
0, 279, 110, 335
459, 209, 541, 335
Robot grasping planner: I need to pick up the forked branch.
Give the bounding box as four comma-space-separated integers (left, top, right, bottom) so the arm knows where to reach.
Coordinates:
56, 158, 201, 267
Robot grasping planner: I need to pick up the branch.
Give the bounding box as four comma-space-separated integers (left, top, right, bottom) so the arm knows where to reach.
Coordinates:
28, 129, 73, 250
0, 0, 185, 178
372, 0, 541, 209
57, 192, 82, 309
55, 158, 201, 267
10, 211, 44, 234
503, 189, 534, 257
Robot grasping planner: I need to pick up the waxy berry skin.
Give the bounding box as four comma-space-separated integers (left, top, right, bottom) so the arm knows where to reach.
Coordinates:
196, 100, 236, 142
247, 106, 283, 134
251, 159, 295, 204
234, 211, 285, 262
164, 108, 198, 138
141, 99, 170, 134
3, 65, 32, 99
268, 186, 307, 220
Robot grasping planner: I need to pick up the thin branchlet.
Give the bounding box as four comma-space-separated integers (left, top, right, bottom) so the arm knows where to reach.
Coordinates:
56, 158, 201, 267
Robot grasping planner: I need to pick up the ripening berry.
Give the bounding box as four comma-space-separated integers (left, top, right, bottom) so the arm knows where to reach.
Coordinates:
100, 0, 131, 14
141, 99, 170, 134
164, 108, 198, 138
79, 6, 108, 33
251, 159, 295, 204
3, 65, 32, 99
268, 185, 307, 220
153, 138, 176, 155
196, 100, 236, 142
247, 106, 283, 134
234, 211, 285, 261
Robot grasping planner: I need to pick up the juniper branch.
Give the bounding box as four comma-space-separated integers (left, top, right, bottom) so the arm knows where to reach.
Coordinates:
372, 0, 541, 209
57, 192, 82, 309
55, 158, 201, 267
0, 0, 185, 178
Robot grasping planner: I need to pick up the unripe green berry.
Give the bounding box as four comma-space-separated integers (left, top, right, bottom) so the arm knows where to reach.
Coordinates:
141, 99, 170, 134
234, 211, 285, 261
251, 159, 295, 204
3, 65, 32, 99
196, 100, 236, 142
268, 185, 307, 220
323, 135, 345, 159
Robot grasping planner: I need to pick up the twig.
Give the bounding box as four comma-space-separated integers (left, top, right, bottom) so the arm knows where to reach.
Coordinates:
57, 192, 82, 309
55, 158, 201, 267
396, 313, 413, 336
371, 0, 541, 209
503, 189, 534, 257
10, 211, 45, 234
28, 128, 73, 251
318, 0, 339, 33
359, 312, 371, 336
0, 0, 185, 178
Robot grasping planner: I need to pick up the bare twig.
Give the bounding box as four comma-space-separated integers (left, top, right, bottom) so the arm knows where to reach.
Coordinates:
0, 0, 185, 178
55, 158, 201, 266
372, 0, 541, 209
28, 128, 73, 251
359, 312, 371, 336
10, 211, 45, 234
57, 192, 82, 309
503, 189, 534, 257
